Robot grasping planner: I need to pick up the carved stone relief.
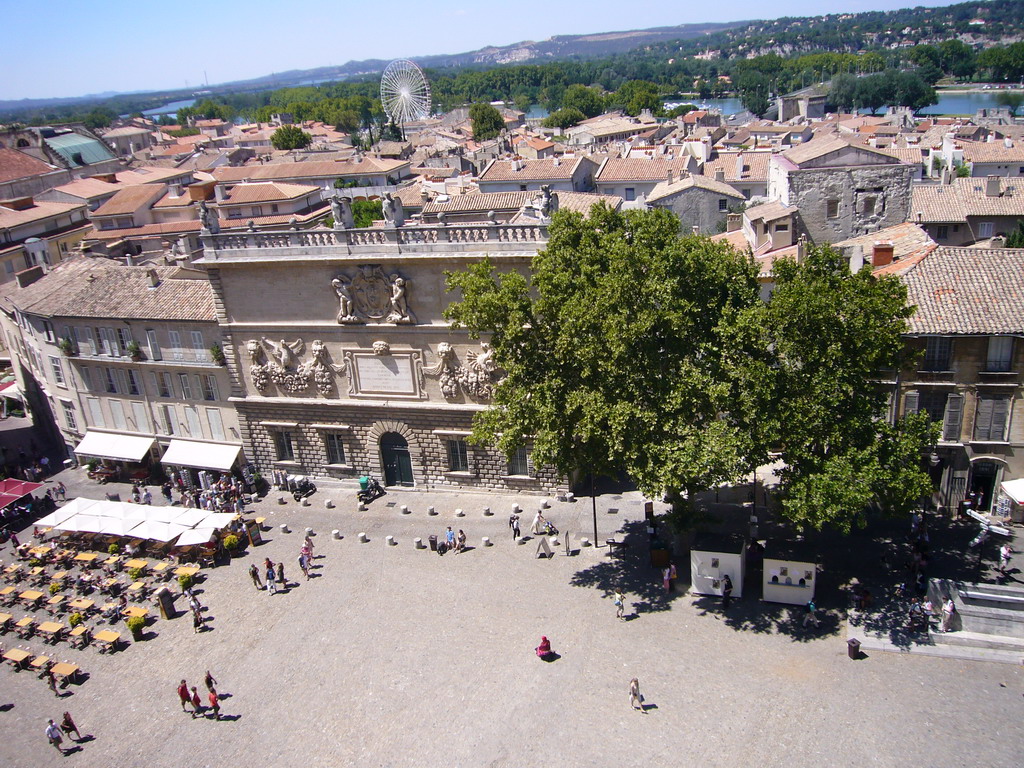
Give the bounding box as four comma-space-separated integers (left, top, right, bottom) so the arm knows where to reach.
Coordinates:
246, 338, 343, 396
424, 342, 502, 402
332, 266, 415, 325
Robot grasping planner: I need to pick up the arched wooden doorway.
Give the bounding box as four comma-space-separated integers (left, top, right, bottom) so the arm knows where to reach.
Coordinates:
380, 432, 414, 487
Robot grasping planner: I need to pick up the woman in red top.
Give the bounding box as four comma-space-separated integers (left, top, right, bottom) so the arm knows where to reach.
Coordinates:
208, 690, 221, 720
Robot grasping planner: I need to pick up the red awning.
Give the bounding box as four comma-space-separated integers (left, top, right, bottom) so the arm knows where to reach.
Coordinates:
0, 479, 43, 509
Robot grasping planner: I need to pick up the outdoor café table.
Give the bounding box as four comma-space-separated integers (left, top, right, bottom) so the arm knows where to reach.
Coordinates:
51, 661, 80, 683
15, 616, 35, 637
37, 621, 65, 642
18, 589, 44, 606
127, 581, 147, 596
74, 552, 99, 564
94, 629, 120, 652
29, 546, 49, 557
68, 625, 89, 648
28, 566, 45, 582
123, 606, 149, 620
0, 612, 12, 629
0, 585, 16, 602
174, 566, 200, 578
30, 655, 50, 672
4, 647, 32, 669
52, 570, 70, 582
103, 556, 121, 567
124, 558, 148, 571
46, 595, 65, 613
69, 598, 94, 612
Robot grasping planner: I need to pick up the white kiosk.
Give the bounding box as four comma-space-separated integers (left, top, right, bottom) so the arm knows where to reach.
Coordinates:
691, 533, 746, 598
763, 543, 817, 606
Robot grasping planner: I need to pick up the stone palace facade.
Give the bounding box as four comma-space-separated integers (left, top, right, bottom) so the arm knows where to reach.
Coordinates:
198, 212, 562, 494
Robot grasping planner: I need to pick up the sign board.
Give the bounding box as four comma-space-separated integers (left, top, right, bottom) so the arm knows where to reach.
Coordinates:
352, 354, 417, 395
245, 520, 263, 548
536, 536, 552, 558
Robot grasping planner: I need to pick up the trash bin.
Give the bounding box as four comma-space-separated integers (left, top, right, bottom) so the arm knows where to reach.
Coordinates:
847, 638, 861, 659
429, 534, 438, 552
359, 476, 370, 491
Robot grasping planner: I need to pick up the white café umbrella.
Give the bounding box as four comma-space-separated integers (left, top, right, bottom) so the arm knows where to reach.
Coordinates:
198, 512, 237, 530
174, 526, 218, 547
97, 517, 139, 537
171, 508, 214, 527
52, 513, 106, 534
126, 519, 190, 543
34, 504, 86, 527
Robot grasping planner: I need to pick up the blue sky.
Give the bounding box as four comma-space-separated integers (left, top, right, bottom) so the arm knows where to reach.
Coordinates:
1, 0, 959, 100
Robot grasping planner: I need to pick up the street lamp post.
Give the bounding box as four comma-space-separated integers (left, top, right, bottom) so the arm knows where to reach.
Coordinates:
591, 472, 599, 548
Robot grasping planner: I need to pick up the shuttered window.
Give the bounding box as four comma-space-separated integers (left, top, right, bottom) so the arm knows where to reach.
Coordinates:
973, 396, 1010, 442
942, 394, 964, 442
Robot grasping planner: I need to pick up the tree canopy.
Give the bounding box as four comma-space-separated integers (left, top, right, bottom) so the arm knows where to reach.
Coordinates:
445, 207, 935, 533
469, 102, 504, 141
270, 124, 313, 150
542, 107, 586, 129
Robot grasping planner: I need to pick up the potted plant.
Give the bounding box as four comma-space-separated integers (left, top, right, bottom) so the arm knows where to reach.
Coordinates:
126, 615, 145, 640
210, 342, 226, 366
68, 612, 84, 628
128, 566, 144, 581
222, 534, 240, 555
86, 459, 99, 473
178, 573, 194, 593
58, 337, 77, 356
126, 340, 144, 361
108, 543, 121, 556
48, 581, 62, 595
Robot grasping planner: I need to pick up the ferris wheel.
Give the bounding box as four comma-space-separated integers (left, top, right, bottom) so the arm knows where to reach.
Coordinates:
380, 59, 432, 125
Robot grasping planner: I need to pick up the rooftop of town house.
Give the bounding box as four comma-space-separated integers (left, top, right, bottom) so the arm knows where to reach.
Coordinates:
702, 152, 771, 183
646, 174, 744, 203
910, 176, 1024, 223
211, 157, 409, 184
595, 156, 695, 183
0, 199, 86, 231
0, 148, 61, 183
479, 157, 586, 182
91, 184, 168, 217
218, 182, 320, 205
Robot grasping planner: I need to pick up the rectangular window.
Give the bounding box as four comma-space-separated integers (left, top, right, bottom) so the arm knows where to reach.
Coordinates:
325, 433, 346, 465
826, 199, 839, 219
918, 390, 948, 423
109, 400, 127, 431
624, 188, 636, 201
178, 373, 193, 399
942, 393, 964, 442
152, 372, 173, 398
115, 369, 130, 395
131, 401, 150, 433
82, 327, 97, 355
125, 369, 142, 395
80, 367, 93, 392
48, 356, 64, 385
775, 223, 789, 232
190, 331, 207, 362
200, 374, 218, 401
103, 367, 118, 394
862, 196, 876, 216
922, 337, 952, 371
252, 206, 263, 217
168, 330, 184, 361
146, 329, 162, 361
159, 405, 175, 435
718, 198, 728, 211
42, 320, 55, 342
742, 189, 751, 198
61, 400, 77, 431
447, 439, 469, 472
206, 408, 225, 442
87, 397, 104, 427
936, 225, 948, 240
987, 336, 1013, 372
184, 406, 202, 438
274, 431, 295, 461
507, 445, 530, 476
116, 328, 132, 352
979, 221, 994, 238
974, 395, 1011, 442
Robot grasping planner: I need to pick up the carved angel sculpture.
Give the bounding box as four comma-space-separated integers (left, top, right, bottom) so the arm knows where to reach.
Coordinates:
262, 338, 304, 369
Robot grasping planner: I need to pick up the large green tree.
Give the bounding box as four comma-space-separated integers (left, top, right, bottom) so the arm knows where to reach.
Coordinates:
445, 204, 767, 516
561, 84, 605, 118
469, 103, 504, 141
542, 107, 586, 129
755, 245, 938, 531
270, 124, 313, 150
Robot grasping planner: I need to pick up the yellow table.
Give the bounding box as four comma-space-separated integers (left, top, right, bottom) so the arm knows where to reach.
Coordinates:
123, 606, 149, 619
0, 612, 11, 628
18, 589, 44, 603
94, 629, 120, 651
3, 564, 21, 575
104, 556, 120, 566
4, 647, 32, 668
0, 586, 15, 597
69, 598, 94, 611
37, 621, 65, 640
127, 581, 147, 594
47, 595, 64, 608
174, 566, 200, 578
152, 561, 171, 573
51, 661, 79, 682
29, 546, 49, 556
30, 655, 50, 670
74, 552, 99, 563
124, 559, 149, 571
29, 566, 44, 577
52, 570, 70, 581
69, 625, 89, 646
15, 616, 34, 631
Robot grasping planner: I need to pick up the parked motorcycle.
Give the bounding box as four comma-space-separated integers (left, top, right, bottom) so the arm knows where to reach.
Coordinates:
292, 477, 317, 502
357, 476, 386, 504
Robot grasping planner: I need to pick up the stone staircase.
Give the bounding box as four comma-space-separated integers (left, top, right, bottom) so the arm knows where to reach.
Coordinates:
925, 578, 1024, 664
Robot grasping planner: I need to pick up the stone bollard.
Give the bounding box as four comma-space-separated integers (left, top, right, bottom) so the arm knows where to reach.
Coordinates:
385, 535, 395, 546
580, 537, 591, 547
511, 503, 521, 514
301, 497, 310, 507
332, 529, 341, 540
359, 503, 368, 512
278, 496, 287, 505
414, 537, 423, 549
280, 523, 290, 534
541, 498, 550, 509
483, 506, 492, 516
305, 527, 314, 536
565, 492, 575, 503
401, 505, 410, 515
325, 499, 335, 509
482, 536, 492, 547
358, 532, 368, 543
428, 506, 437, 516
455, 508, 465, 517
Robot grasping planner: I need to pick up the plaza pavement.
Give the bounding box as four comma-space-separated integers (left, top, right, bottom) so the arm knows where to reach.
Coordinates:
1, 466, 1023, 767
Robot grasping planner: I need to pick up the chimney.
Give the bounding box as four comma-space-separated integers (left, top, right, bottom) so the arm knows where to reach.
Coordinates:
214, 185, 226, 203
796, 235, 808, 265
872, 241, 895, 267
553, 157, 560, 166
986, 175, 1001, 197
15, 265, 45, 288
735, 152, 744, 178
169, 182, 182, 198
147, 268, 160, 288
991, 235, 1007, 248
1, 196, 34, 211
726, 212, 742, 232
1005, 137, 1014, 149
714, 169, 725, 183
666, 169, 674, 185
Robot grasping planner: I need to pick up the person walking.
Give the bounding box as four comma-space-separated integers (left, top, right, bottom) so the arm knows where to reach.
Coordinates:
999, 543, 1012, 574
177, 679, 192, 712
248, 563, 263, 590
531, 511, 543, 535
662, 567, 672, 594
803, 599, 820, 628
940, 596, 956, 632
46, 719, 66, 754
47, 669, 60, 696
298, 553, 310, 580
509, 512, 520, 540
208, 689, 221, 720
204, 670, 217, 694
276, 561, 286, 587
614, 589, 626, 621
266, 563, 277, 594
142, 487, 153, 505
192, 609, 204, 634
629, 677, 645, 712
455, 529, 467, 554
445, 526, 456, 552
722, 575, 734, 610
303, 534, 315, 559
190, 686, 204, 718
60, 712, 81, 741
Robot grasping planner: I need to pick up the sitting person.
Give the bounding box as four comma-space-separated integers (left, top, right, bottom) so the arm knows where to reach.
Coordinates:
536, 635, 553, 659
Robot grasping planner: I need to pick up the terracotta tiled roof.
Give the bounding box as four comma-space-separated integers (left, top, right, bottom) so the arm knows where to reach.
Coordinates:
959, 140, 1024, 164
910, 177, 1024, 223
479, 158, 584, 182
880, 147, 924, 165
0, 200, 85, 230
647, 174, 744, 203
780, 136, 897, 166
115, 166, 193, 185
1, 258, 216, 322
900, 247, 1024, 335
220, 182, 320, 205
596, 157, 694, 183
702, 152, 770, 183
92, 185, 167, 217
834, 222, 937, 277
554, 191, 622, 214
0, 148, 59, 184
102, 126, 152, 138
85, 207, 329, 241
49, 178, 122, 200
744, 201, 797, 223
423, 191, 529, 215
212, 158, 408, 183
